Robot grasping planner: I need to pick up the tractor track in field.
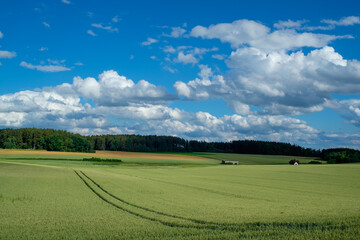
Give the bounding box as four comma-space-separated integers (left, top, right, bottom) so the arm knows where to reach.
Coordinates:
74, 170, 237, 231
79, 170, 214, 225
74, 170, 353, 233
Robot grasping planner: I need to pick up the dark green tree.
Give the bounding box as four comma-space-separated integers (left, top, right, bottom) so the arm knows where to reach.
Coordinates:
45, 135, 65, 151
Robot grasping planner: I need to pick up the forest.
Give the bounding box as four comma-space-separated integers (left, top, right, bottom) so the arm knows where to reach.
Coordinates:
0, 128, 93, 153
1, 128, 359, 162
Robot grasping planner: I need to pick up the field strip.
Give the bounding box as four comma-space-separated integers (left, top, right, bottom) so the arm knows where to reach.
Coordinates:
0, 160, 62, 169
117, 172, 271, 202
79, 170, 225, 226
0, 149, 212, 161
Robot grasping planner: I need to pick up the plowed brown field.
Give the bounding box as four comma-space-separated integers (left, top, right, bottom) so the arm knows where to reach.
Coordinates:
0, 149, 210, 161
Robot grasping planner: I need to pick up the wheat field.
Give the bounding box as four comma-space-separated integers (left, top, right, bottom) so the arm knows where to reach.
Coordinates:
0, 150, 359, 239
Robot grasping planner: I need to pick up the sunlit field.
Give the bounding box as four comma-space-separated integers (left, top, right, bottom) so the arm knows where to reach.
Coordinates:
177, 152, 321, 165
1, 150, 359, 239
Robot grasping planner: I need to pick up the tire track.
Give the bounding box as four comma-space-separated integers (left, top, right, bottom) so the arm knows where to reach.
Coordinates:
74, 170, 232, 231
74, 170, 352, 233
79, 170, 213, 225
79, 171, 247, 228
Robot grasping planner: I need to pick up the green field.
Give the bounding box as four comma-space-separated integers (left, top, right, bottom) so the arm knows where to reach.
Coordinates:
0, 152, 359, 239
177, 152, 321, 165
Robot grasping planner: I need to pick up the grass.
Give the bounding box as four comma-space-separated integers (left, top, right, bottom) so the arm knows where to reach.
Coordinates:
151, 152, 213, 156
0, 150, 359, 239
149, 152, 322, 165
196, 152, 322, 165
0, 157, 219, 167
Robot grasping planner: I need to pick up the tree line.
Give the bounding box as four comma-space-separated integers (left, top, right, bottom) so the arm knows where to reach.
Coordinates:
85, 134, 322, 157
321, 148, 360, 163
0, 128, 324, 157
2, 128, 359, 163
0, 128, 93, 153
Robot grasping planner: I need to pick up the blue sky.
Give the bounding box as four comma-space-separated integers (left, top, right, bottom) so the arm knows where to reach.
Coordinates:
1, 0, 360, 149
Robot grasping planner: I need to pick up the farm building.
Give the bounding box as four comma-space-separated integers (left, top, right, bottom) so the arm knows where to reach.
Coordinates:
289, 159, 300, 165
221, 160, 239, 165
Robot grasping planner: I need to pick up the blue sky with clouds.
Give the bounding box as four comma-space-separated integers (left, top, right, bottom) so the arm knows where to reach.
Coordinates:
1, 0, 360, 149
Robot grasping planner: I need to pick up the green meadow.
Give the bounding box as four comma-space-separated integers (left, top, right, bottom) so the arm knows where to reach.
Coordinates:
0, 151, 359, 239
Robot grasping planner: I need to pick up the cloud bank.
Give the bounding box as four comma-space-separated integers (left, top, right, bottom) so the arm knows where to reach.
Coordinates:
0, 69, 324, 147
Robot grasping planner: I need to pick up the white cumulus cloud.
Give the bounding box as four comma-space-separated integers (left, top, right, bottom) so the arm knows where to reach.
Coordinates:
176, 51, 198, 64
167, 27, 186, 38
73, 70, 175, 106
191, 19, 269, 48
0, 68, 355, 148
174, 47, 360, 115
191, 19, 350, 50
0, 112, 26, 127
